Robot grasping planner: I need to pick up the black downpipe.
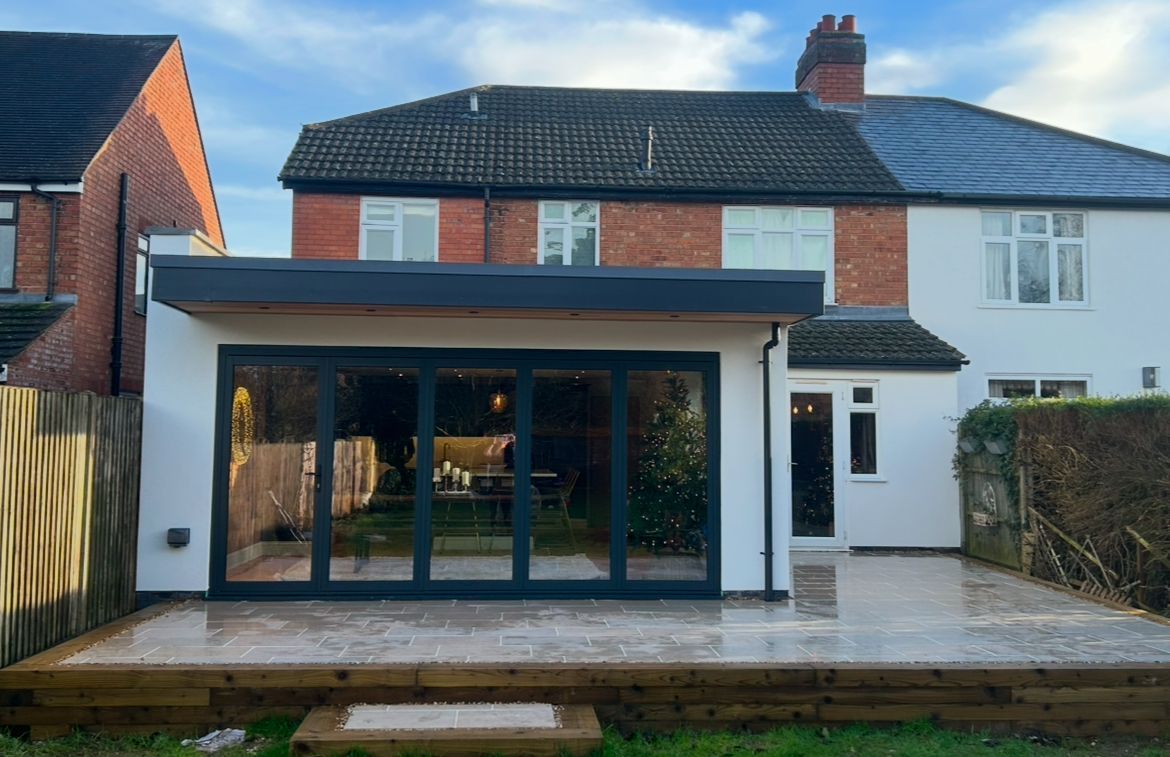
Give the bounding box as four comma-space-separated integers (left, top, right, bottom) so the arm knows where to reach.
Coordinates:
482, 186, 492, 263
761, 322, 781, 601
30, 184, 59, 301
110, 173, 129, 396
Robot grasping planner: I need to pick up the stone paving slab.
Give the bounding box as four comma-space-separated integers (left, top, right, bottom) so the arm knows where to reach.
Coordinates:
59, 553, 1170, 665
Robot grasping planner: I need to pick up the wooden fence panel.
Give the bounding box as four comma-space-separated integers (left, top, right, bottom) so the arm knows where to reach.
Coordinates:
960, 451, 1024, 570
0, 386, 142, 668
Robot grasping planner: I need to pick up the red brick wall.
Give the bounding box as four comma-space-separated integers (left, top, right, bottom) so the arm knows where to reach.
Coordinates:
291, 194, 907, 305
5, 40, 222, 395
291, 193, 360, 259
834, 205, 907, 306
797, 63, 865, 105
8, 309, 76, 392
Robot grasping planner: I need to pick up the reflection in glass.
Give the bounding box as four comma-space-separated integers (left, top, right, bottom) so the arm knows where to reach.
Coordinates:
330, 367, 419, 581
792, 392, 834, 538
626, 370, 709, 581
531, 370, 612, 580
431, 368, 517, 580
226, 365, 317, 582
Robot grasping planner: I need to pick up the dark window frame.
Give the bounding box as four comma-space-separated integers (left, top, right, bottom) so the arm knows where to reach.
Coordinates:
209, 345, 721, 601
0, 195, 19, 290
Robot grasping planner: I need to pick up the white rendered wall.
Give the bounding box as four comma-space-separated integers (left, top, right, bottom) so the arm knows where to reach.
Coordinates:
787, 368, 960, 548
137, 290, 790, 595
909, 206, 1170, 411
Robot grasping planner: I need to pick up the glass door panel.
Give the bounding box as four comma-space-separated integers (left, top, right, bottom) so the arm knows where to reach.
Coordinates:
225, 365, 318, 582
431, 367, 517, 581
531, 370, 612, 581
329, 366, 420, 582
791, 392, 836, 538
625, 370, 710, 581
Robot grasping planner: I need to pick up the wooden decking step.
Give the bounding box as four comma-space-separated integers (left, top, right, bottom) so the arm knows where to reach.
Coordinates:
290, 702, 602, 756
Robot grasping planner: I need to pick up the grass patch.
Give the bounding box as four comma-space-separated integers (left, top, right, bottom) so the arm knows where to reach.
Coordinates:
2, 718, 1168, 756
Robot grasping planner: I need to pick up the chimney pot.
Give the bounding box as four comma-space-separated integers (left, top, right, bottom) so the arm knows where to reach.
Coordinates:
795, 13, 866, 106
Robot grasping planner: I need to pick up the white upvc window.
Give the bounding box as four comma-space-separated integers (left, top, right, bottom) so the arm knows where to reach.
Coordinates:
722, 206, 834, 302
538, 201, 599, 265
981, 210, 1088, 307
988, 375, 1090, 399
848, 382, 879, 478
134, 234, 149, 315
359, 197, 439, 262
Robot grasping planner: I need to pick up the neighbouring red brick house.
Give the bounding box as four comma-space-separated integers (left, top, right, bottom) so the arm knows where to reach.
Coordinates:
0, 32, 222, 395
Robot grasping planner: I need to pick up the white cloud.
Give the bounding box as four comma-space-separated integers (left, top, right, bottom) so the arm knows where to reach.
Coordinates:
197, 97, 298, 168
216, 184, 290, 202
449, 9, 775, 89
867, 0, 1170, 154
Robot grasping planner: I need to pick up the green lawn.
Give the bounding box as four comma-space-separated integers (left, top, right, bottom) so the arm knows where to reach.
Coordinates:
1, 717, 1168, 756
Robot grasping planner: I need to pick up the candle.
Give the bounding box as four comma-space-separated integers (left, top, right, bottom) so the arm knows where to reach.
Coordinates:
452, 466, 461, 479
432, 467, 441, 480
461, 470, 471, 487
441, 460, 452, 475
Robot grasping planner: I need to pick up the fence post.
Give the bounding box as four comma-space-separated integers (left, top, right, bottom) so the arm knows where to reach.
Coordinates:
1017, 440, 1034, 575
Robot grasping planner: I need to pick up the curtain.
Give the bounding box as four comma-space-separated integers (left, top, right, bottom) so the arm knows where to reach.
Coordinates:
984, 242, 1010, 300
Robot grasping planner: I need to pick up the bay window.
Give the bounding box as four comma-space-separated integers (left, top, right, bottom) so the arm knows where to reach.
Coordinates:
538, 201, 599, 265
981, 210, 1087, 306
723, 206, 834, 302
360, 198, 438, 262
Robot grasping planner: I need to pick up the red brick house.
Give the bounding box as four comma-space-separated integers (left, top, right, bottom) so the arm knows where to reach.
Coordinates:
0, 32, 222, 395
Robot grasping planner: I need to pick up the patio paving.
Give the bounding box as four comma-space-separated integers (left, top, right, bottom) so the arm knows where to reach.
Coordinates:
60, 552, 1170, 665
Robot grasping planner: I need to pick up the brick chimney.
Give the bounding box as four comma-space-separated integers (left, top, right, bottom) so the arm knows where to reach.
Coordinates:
795, 14, 866, 106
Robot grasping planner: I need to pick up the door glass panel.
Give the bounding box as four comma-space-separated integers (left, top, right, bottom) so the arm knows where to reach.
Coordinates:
431, 368, 517, 580
626, 370, 709, 581
226, 365, 317, 582
791, 392, 834, 538
330, 367, 420, 581
531, 370, 611, 581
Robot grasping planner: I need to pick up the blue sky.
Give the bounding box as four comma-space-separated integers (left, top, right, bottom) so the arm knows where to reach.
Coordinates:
4, 0, 1168, 256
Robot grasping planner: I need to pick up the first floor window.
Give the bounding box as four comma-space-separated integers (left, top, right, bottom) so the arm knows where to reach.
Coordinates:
723, 206, 834, 302
134, 234, 149, 315
360, 197, 438, 262
539, 201, 598, 265
849, 384, 878, 476
981, 210, 1087, 306
988, 376, 1089, 399
0, 197, 16, 288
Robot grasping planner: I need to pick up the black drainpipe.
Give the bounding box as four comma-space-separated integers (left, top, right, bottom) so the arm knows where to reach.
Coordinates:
482, 186, 492, 263
29, 183, 60, 301
761, 322, 781, 601
109, 173, 129, 396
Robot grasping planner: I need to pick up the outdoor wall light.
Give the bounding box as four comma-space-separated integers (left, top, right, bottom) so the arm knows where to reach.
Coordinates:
167, 528, 191, 548
1142, 366, 1161, 389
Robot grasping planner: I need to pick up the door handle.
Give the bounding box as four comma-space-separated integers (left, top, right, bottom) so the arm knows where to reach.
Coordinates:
305, 468, 322, 491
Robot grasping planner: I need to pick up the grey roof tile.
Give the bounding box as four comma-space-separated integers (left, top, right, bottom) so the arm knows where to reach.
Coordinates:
856, 96, 1170, 199
789, 316, 966, 369
0, 32, 174, 182
0, 301, 72, 362
281, 86, 903, 193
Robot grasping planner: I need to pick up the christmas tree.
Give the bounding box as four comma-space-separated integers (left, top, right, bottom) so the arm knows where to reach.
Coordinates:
628, 373, 708, 553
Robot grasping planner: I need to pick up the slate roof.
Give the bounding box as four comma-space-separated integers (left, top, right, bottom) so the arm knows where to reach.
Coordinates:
0, 301, 73, 362
788, 316, 966, 370
281, 86, 903, 193
856, 96, 1170, 200
0, 32, 175, 183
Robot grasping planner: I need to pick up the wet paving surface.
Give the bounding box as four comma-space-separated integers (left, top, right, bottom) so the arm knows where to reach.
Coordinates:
61, 553, 1170, 665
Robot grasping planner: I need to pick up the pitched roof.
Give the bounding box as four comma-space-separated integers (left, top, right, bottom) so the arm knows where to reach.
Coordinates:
856, 96, 1170, 200
0, 301, 72, 362
280, 85, 903, 193
789, 315, 966, 370
0, 32, 175, 183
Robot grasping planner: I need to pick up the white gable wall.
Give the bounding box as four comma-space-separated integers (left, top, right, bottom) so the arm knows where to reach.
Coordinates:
908, 205, 1170, 411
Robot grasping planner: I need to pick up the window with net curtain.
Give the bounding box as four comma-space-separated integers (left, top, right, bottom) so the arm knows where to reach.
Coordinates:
988, 377, 1089, 399
981, 211, 1086, 305
722, 206, 834, 302
360, 198, 438, 262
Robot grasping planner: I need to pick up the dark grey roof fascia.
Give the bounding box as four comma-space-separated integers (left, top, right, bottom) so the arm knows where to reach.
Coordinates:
150, 256, 825, 320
